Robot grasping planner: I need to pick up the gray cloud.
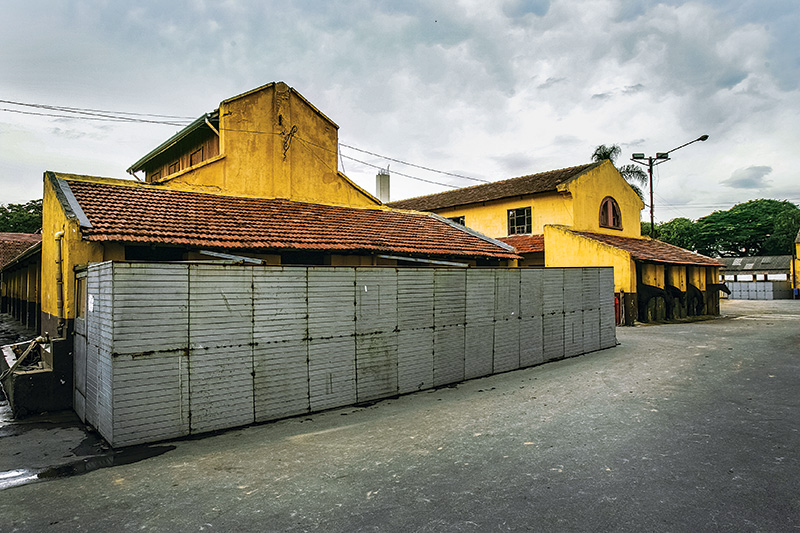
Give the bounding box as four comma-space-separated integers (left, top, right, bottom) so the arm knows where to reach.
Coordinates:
721, 166, 773, 189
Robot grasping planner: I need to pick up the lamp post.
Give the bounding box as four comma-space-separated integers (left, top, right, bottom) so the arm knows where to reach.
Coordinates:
631, 134, 709, 237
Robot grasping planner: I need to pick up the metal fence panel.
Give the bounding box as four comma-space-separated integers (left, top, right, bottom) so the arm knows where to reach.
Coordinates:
519, 315, 544, 367
397, 328, 434, 394
356, 269, 398, 335
434, 270, 466, 327
582, 308, 601, 354
253, 340, 310, 422
495, 270, 520, 320
543, 313, 565, 362
520, 269, 544, 317
111, 350, 189, 446
356, 332, 398, 402
253, 268, 307, 343
493, 318, 520, 373
188, 345, 254, 433
543, 269, 564, 315
397, 270, 434, 330
308, 336, 356, 412
563, 310, 583, 358
308, 268, 355, 340
433, 325, 465, 386
465, 323, 494, 379
466, 270, 494, 324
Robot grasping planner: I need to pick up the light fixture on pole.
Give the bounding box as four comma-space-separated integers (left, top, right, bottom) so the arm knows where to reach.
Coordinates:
631, 134, 709, 237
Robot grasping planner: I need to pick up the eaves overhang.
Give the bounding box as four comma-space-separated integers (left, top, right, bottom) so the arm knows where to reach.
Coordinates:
126, 111, 218, 174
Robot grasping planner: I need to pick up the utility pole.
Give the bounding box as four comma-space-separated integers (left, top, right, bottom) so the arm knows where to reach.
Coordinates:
631, 134, 709, 237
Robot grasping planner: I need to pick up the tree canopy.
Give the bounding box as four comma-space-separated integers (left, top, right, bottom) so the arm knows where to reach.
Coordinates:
0, 199, 43, 233
591, 144, 648, 200
655, 199, 800, 257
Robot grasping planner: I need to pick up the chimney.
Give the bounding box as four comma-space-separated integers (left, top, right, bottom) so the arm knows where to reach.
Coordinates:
376, 167, 390, 203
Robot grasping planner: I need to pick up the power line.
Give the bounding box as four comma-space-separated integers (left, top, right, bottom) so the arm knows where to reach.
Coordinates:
339, 143, 490, 183
0, 98, 488, 188
0, 99, 195, 120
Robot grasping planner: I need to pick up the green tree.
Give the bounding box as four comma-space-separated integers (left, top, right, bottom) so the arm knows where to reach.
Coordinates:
591, 144, 648, 200
692, 199, 800, 257
656, 217, 697, 250
0, 199, 43, 233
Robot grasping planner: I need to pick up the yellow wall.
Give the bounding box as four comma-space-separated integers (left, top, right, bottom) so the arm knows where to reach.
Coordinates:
640, 263, 665, 288
156, 83, 378, 208
793, 241, 799, 290
565, 160, 644, 238
431, 160, 643, 240
688, 266, 706, 291
666, 265, 687, 291
544, 225, 636, 293
435, 194, 573, 238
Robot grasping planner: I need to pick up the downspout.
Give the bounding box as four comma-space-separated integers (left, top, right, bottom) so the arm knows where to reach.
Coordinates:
54, 230, 65, 337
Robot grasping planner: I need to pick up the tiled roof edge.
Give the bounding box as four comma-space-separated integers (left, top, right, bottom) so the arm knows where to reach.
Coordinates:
429, 213, 517, 253
47, 172, 93, 229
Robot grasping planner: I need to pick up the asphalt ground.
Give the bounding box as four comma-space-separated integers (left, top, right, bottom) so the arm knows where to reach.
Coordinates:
0, 300, 798, 532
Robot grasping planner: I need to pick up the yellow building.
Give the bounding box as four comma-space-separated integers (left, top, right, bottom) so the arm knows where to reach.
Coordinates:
389, 160, 722, 324
11, 82, 518, 339
793, 230, 800, 293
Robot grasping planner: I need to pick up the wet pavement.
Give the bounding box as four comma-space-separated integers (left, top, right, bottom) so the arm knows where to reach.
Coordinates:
0, 300, 798, 531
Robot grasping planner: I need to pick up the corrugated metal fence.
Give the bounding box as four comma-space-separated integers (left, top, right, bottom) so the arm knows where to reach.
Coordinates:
78, 263, 616, 447
726, 281, 793, 300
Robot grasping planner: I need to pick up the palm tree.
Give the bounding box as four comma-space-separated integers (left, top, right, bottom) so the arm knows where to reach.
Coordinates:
591, 144, 647, 200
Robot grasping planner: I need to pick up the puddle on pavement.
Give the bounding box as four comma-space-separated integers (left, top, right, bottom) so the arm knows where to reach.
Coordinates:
0, 432, 175, 491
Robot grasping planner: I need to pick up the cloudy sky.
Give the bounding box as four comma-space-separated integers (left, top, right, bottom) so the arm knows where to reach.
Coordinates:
1, 0, 798, 223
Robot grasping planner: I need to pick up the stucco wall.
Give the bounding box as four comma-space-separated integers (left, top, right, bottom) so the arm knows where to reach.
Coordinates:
544, 225, 636, 293
158, 83, 377, 208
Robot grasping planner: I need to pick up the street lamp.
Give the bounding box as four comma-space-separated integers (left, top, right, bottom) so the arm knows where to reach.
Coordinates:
631, 134, 709, 237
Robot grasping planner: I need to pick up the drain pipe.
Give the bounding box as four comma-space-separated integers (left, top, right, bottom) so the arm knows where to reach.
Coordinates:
54, 230, 65, 337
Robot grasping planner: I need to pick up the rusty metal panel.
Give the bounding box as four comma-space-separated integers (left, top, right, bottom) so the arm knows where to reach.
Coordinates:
520, 269, 544, 318
519, 315, 543, 367
308, 268, 355, 340
111, 350, 190, 447
308, 337, 356, 412
433, 325, 465, 386
434, 269, 466, 327
253, 340, 310, 422
465, 323, 494, 379
356, 332, 398, 402
563, 310, 583, 358
493, 318, 520, 373
397, 270, 434, 330
356, 268, 397, 335
253, 267, 307, 344
397, 328, 434, 394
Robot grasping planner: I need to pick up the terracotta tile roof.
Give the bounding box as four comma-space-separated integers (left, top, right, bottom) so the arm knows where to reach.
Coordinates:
386, 163, 600, 211
575, 231, 721, 266
60, 178, 519, 261
497, 234, 544, 254
0, 233, 42, 268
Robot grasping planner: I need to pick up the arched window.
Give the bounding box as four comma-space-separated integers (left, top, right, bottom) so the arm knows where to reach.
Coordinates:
599, 197, 622, 230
